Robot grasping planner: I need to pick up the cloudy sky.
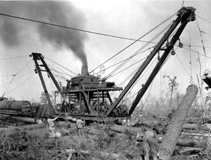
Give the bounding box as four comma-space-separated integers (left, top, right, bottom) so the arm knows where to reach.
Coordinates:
0, 0, 210, 102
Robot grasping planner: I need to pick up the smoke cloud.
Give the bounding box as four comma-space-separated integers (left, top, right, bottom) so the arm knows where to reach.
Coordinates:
0, 1, 87, 66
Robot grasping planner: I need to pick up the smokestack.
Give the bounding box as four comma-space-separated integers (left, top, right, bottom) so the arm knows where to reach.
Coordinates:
81, 65, 88, 76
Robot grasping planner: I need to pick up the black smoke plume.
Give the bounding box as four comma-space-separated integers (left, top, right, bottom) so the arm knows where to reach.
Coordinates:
0, 1, 87, 66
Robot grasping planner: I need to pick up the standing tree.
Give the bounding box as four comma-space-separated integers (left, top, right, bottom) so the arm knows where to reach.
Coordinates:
39, 92, 53, 104
164, 75, 179, 107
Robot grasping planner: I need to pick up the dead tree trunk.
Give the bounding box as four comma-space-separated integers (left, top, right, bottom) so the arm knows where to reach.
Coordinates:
158, 84, 198, 160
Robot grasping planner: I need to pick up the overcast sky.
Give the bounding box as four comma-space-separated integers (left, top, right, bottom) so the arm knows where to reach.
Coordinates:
0, 0, 210, 102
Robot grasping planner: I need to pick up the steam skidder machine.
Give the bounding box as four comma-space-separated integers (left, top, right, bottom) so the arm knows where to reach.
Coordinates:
0, 7, 196, 122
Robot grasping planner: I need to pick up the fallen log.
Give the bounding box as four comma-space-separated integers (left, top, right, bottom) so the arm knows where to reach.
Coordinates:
186, 117, 203, 123
111, 122, 204, 135
157, 134, 207, 149
158, 84, 198, 160
177, 137, 207, 149
0, 123, 46, 133
12, 116, 42, 124
178, 147, 203, 155
110, 124, 145, 135
0, 113, 10, 120
183, 123, 200, 129
68, 149, 129, 160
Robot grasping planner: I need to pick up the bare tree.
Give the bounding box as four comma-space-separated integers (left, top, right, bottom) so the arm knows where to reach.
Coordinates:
164, 75, 178, 107
39, 92, 53, 104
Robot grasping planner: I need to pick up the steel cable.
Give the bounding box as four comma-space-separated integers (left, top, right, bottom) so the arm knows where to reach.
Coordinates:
90, 12, 177, 73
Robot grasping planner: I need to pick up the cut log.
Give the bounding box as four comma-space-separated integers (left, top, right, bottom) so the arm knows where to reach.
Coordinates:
110, 124, 144, 135
0, 113, 10, 120
12, 116, 42, 124
0, 123, 46, 133
157, 84, 198, 160
177, 137, 207, 149
182, 123, 201, 129
75, 149, 129, 160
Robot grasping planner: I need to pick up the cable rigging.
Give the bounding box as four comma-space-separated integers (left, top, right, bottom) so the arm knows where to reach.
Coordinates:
182, 47, 211, 59
0, 74, 16, 77
42, 60, 71, 87
175, 54, 191, 77
0, 12, 209, 49
107, 17, 181, 100
2, 75, 16, 97
110, 57, 147, 78
109, 58, 145, 92
1, 60, 32, 96
50, 68, 71, 80
16, 60, 32, 75
0, 12, 209, 60
45, 56, 77, 76
182, 43, 211, 48
94, 46, 154, 76
110, 57, 156, 101
118, 67, 138, 87
196, 14, 211, 25
196, 19, 207, 69
0, 12, 175, 46
0, 11, 209, 81
90, 12, 176, 73
0, 71, 34, 87
189, 25, 193, 84
45, 59, 73, 78
0, 7, 209, 101
104, 22, 172, 80
105, 56, 147, 83
47, 66, 68, 82
127, 66, 155, 102
5, 73, 35, 96
0, 55, 28, 60
102, 11, 209, 80
0, 11, 177, 88
121, 55, 158, 100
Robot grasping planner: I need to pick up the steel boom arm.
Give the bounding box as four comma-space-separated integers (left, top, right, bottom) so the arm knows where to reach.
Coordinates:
30, 53, 62, 91
106, 7, 196, 116
30, 53, 62, 115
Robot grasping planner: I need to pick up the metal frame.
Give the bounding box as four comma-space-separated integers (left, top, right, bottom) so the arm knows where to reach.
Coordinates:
106, 7, 196, 116
30, 7, 196, 119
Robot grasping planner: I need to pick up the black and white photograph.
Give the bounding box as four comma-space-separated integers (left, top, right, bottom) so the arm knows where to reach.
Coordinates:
0, 0, 210, 159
